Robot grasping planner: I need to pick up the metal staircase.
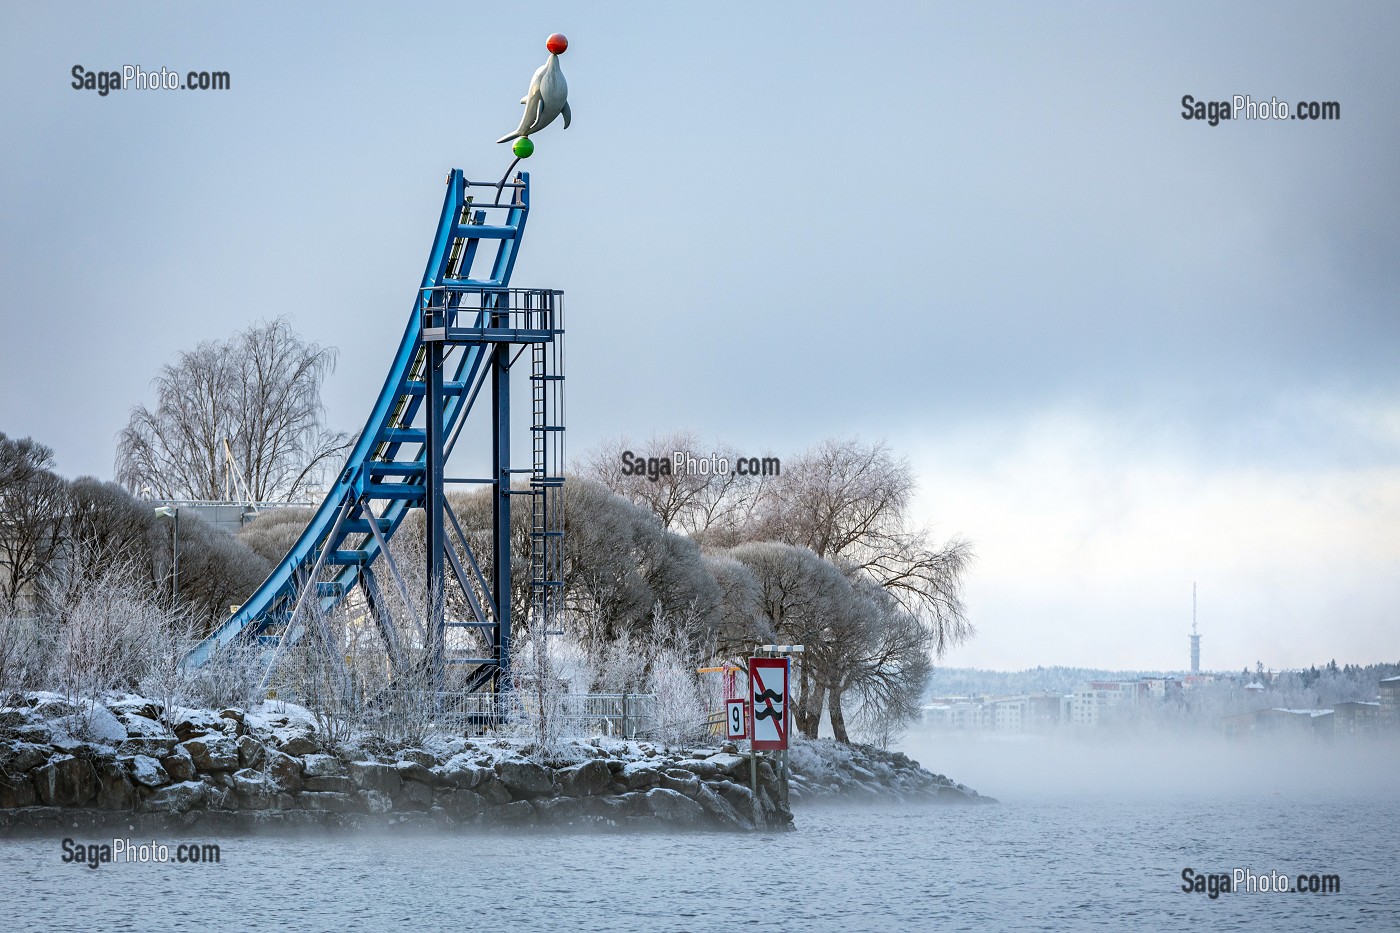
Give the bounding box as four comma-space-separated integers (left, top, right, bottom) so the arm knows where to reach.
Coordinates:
186, 169, 564, 697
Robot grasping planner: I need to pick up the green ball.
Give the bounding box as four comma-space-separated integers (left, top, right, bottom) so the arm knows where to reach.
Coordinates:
513, 137, 535, 158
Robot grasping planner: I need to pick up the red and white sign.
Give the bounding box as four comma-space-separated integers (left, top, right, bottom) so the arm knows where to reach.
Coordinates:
748, 657, 789, 751
725, 699, 748, 739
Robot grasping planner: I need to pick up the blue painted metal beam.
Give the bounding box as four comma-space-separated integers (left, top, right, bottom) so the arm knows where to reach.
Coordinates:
185, 169, 532, 668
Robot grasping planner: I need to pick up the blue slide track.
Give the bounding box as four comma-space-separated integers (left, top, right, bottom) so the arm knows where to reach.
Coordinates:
186, 169, 531, 667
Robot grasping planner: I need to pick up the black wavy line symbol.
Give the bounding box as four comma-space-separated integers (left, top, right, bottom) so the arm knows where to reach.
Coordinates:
753, 688, 783, 704
755, 706, 783, 721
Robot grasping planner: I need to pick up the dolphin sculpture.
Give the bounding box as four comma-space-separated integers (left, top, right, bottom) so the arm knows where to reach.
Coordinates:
497, 34, 570, 144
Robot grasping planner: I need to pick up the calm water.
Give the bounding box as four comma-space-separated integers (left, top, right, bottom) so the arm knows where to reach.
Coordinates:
5, 735, 1398, 931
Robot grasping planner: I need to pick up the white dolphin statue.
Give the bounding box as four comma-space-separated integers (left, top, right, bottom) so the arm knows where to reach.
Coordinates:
497, 40, 570, 144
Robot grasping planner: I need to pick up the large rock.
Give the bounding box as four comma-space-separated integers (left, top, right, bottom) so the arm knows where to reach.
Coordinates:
704, 752, 750, 778
143, 780, 206, 813
396, 748, 438, 768
695, 783, 752, 830
171, 709, 225, 742
396, 780, 433, 810
302, 754, 346, 778
264, 750, 303, 792
32, 754, 99, 807
305, 775, 355, 794
347, 761, 402, 797
94, 760, 136, 810
644, 787, 707, 826
180, 735, 239, 772
393, 759, 438, 787
299, 791, 356, 813
276, 732, 320, 757
0, 740, 51, 775
496, 759, 553, 799
660, 769, 701, 797
436, 760, 491, 790
556, 760, 613, 798
0, 773, 36, 808
162, 748, 196, 782
232, 769, 275, 809
440, 787, 485, 820
236, 735, 266, 770
619, 762, 660, 791
474, 776, 511, 805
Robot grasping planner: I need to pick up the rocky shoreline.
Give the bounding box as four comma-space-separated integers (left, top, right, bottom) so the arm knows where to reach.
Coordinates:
1, 694, 993, 836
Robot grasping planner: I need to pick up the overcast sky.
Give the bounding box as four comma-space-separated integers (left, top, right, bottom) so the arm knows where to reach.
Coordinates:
2, 2, 1396, 673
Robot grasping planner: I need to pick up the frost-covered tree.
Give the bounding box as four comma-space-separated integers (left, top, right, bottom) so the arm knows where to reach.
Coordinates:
116, 317, 350, 502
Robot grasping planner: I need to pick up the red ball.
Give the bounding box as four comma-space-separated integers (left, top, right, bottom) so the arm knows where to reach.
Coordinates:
546, 33, 568, 55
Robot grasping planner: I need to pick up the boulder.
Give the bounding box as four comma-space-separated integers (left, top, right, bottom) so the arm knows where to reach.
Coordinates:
171, 709, 225, 742
162, 748, 196, 782
347, 761, 401, 797
0, 773, 37, 808
32, 754, 99, 807
363, 790, 393, 815
489, 799, 536, 825
305, 776, 355, 794
396, 780, 433, 810
474, 776, 511, 806
395, 748, 438, 768
704, 752, 750, 778
298, 791, 356, 813
619, 762, 660, 791
94, 760, 136, 810
440, 788, 485, 820
435, 760, 490, 790
556, 760, 613, 798
120, 714, 170, 740
143, 780, 206, 813
201, 779, 237, 810
181, 735, 239, 772
644, 787, 707, 826
301, 753, 346, 778
660, 769, 701, 797
695, 783, 752, 831
232, 769, 275, 809
496, 759, 553, 799
264, 750, 303, 792
393, 759, 437, 787
0, 740, 51, 775
236, 736, 266, 770
276, 732, 319, 757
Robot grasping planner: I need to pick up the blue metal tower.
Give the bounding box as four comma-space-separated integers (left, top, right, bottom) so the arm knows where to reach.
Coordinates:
186, 169, 565, 696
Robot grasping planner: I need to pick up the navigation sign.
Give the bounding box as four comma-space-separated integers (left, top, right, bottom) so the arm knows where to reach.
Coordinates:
749, 657, 789, 751
726, 699, 748, 739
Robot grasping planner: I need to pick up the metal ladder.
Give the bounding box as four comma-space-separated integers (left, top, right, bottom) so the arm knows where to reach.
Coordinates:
529, 293, 565, 634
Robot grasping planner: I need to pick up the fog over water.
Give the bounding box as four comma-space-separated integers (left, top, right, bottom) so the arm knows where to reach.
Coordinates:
898, 729, 1400, 802
7, 733, 1398, 931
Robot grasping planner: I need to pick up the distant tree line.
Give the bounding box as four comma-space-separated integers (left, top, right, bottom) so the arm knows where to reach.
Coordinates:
0, 431, 270, 628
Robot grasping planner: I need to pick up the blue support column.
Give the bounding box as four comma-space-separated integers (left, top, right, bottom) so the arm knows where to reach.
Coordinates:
491, 292, 512, 689
427, 306, 446, 688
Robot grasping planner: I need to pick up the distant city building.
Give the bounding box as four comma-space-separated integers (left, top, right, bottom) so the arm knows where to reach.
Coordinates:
1333, 701, 1381, 738
1221, 708, 1334, 742
1380, 677, 1400, 731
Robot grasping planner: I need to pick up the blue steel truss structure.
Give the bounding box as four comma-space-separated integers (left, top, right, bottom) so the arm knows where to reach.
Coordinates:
186, 169, 565, 694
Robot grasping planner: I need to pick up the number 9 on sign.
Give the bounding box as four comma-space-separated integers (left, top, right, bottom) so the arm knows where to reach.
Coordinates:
726, 700, 748, 739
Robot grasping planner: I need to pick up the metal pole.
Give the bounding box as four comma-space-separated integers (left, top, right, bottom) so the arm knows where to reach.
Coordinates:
172, 507, 179, 604
427, 305, 446, 691
751, 748, 761, 828
491, 294, 512, 689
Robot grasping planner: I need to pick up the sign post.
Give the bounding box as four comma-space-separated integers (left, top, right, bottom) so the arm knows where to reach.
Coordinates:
725, 699, 748, 740
748, 655, 790, 827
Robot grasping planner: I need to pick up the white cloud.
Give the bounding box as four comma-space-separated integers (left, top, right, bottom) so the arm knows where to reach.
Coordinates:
899, 403, 1400, 672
